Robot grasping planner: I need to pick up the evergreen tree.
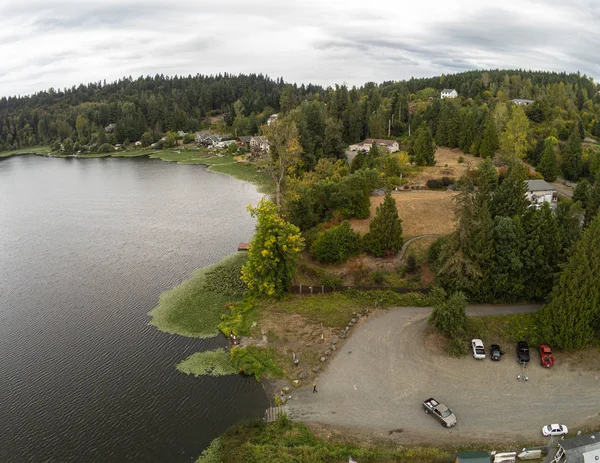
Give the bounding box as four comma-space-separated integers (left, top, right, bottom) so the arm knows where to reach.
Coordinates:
363, 142, 382, 169
413, 125, 436, 166
539, 214, 600, 349
491, 216, 524, 301
459, 108, 478, 153
478, 115, 499, 159
522, 204, 561, 300
364, 190, 403, 257
490, 164, 528, 218
572, 178, 591, 209
584, 174, 600, 226
477, 157, 498, 193
537, 137, 559, 182
556, 199, 583, 255
561, 129, 582, 181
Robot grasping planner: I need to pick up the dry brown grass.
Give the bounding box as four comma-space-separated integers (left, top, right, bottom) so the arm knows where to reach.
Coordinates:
350, 190, 457, 238
409, 147, 479, 185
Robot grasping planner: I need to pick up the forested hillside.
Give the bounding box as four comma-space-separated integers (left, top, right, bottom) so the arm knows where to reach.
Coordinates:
2, 70, 599, 174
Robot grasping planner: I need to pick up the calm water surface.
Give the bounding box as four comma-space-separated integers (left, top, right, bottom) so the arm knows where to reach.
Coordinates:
0, 155, 269, 462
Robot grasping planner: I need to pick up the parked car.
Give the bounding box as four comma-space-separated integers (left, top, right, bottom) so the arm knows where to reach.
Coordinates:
542, 424, 568, 436
471, 339, 486, 359
490, 344, 504, 361
539, 344, 554, 368
517, 341, 530, 364
422, 397, 457, 428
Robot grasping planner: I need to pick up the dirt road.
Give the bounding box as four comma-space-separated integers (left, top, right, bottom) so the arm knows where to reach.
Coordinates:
287, 306, 600, 443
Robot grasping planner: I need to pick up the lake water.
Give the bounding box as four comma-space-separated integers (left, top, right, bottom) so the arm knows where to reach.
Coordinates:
0, 155, 269, 462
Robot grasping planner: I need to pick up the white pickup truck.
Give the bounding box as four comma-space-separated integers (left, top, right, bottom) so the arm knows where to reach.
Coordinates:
422, 397, 457, 427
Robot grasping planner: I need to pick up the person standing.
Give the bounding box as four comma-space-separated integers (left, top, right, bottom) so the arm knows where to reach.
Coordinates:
312, 383, 318, 393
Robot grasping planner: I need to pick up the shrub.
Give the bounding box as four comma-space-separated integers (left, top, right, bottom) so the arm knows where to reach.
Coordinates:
370, 269, 388, 285
426, 178, 444, 189
429, 291, 468, 339
203, 253, 248, 298
98, 143, 113, 153
317, 271, 344, 288
441, 176, 453, 186
427, 236, 448, 265
458, 156, 465, 163
446, 337, 468, 357
230, 346, 284, 380
406, 254, 418, 273
310, 221, 362, 263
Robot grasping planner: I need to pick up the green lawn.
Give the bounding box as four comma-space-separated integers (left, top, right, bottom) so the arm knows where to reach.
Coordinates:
0, 145, 51, 157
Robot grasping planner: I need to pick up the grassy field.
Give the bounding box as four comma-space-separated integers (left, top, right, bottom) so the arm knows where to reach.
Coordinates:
350, 190, 457, 238
0, 145, 51, 157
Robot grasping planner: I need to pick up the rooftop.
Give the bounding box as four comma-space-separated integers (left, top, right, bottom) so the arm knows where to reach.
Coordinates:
526, 179, 556, 192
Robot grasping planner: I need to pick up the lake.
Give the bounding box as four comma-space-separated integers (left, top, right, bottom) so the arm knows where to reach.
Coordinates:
0, 155, 269, 462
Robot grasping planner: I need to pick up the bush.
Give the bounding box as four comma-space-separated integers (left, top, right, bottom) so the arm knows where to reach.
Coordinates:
98, 143, 113, 153
370, 269, 388, 285
427, 236, 448, 265
203, 253, 248, 298
429, 291, 468, 338
406, 254, 418, 273
446, 337, 468, 357
310, 221, 362, 263
426, 178, 445, 189
441, 176, 453, 186
458, 156, 465, 163
317, 271, 344, 288
230, 346, 284, 380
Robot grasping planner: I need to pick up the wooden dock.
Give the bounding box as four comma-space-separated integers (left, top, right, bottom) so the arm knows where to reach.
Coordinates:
264, 405, 288, 423
237, 242, 250, 251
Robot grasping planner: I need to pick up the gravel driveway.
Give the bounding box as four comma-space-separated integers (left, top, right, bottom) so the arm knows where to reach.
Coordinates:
287, 305, 600, 443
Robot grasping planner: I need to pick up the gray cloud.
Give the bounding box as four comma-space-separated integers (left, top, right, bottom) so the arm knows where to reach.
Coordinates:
0, 0, 598, 97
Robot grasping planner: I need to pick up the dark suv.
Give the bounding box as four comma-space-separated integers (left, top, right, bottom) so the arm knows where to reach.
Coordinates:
517, 341, 530, 364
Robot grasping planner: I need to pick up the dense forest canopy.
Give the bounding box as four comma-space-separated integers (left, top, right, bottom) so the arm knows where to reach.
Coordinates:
1, 69, 598, 154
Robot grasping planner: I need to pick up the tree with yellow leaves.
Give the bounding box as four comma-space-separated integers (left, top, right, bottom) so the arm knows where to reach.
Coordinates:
260, 118, 303, 206
241, 199, 304, 298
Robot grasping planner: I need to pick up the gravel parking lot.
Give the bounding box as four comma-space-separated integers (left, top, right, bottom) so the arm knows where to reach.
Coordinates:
287, 306, 600, 443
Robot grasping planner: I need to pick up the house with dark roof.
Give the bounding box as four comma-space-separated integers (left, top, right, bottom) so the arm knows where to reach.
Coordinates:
441, 88, 458, 99
526, 179, 558, 209
237, 135, 253, 146
545, 432, 600, 462
250, 136, 269, 152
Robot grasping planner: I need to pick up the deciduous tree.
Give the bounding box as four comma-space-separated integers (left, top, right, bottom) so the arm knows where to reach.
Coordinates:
499, 106, 530, 161
241, 199, 305, 298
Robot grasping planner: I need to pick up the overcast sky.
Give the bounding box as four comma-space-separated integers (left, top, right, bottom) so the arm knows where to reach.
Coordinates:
1, 0, 599, 97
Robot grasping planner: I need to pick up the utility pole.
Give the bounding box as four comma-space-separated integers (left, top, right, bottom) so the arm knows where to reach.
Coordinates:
388, 119, 391, 138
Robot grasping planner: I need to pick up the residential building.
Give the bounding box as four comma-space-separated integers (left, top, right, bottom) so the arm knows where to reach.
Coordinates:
349, 138, 400, 153
237, 135, 252, 146
104, 123, 116, 133
177, 130, 186, 137
194, 131, 211, 143
526, 180, 558, 209
267, 114, 279, 125
441, 88, 458, 99
545, 432, 600, 463
250, 136, 270, 151
512, 99, 535, 106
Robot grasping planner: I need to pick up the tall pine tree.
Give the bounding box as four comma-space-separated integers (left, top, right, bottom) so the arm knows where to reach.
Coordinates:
490, 163, 529, 218
537, 137, 559, 182
540, 213, 600, 349
561, 129, 582, 181
413, 125, 436, 166
478, 115, 499, 159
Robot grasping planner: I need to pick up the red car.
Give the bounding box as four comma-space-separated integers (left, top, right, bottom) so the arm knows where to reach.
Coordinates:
539, 344, 554, 368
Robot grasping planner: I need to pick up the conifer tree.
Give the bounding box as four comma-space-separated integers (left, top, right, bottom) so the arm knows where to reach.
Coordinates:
537, 137, 559, 182
413, 125, 436, 166
478, 116, 499, 159
584, 174, 600, 226
522, 203, 561, 300
477, 157, 498, 193
561, 129, 582, 181
364, 190, 403, 257
540, 213, 600, 349
490, 163, 529, 218
491, 216, 524, 301
572, 178, 591, 209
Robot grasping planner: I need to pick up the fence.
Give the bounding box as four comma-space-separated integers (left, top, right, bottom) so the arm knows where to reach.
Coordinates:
290, 285, 431, 295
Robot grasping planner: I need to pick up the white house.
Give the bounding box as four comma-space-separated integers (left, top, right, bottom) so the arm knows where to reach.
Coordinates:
194, 131, 211, 143
526, 180, 558, 209
349, 138, 399, 154
267, 114, 279, 126
250, 136, 270, 152
177, 130, 186, 137
512, 99, 535, 106
441, 89, 458, 99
